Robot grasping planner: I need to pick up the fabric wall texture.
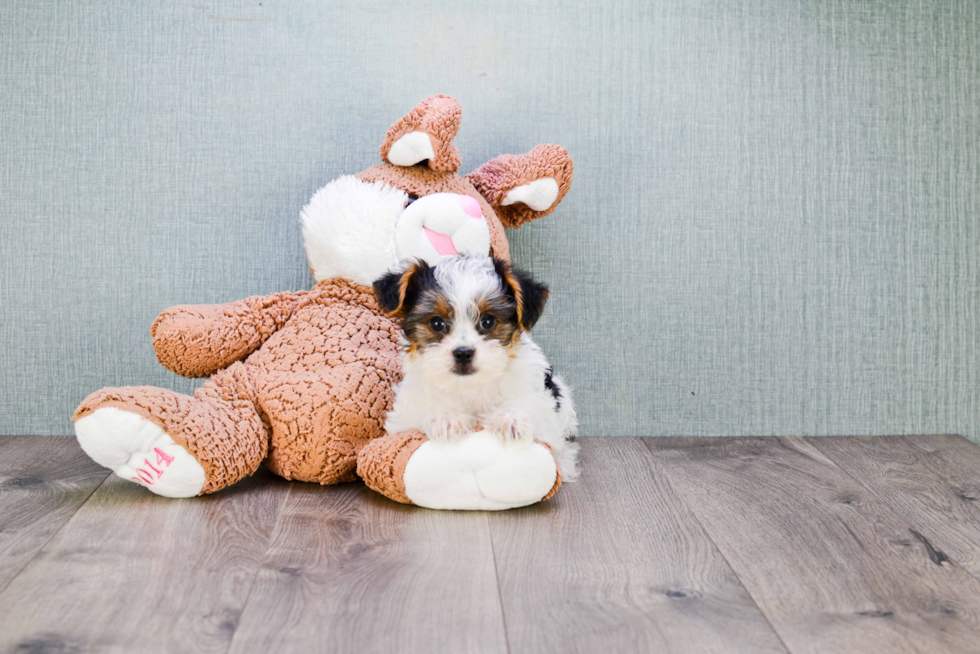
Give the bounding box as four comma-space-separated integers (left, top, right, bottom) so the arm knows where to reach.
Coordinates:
1, 1, 977, 441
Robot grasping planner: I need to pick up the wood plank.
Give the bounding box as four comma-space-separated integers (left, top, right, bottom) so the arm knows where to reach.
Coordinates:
809, 435, 980, 582
489, 438, 787, 654
0, 435, 109, 593
227, 481, 508, 654
647, 437, 980, 654
0, 467, 287, 654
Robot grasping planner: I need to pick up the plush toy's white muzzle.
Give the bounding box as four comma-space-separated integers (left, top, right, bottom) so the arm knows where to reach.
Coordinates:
394, 192, 491, 265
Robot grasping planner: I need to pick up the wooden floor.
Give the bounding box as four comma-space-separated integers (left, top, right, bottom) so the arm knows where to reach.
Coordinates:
2, 436, 980, 653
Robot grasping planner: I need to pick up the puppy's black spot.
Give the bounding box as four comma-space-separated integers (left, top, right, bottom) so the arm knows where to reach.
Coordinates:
543, 366, 562, 411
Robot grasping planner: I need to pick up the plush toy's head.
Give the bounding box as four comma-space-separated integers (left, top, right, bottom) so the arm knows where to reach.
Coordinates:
301, 95, 574, 286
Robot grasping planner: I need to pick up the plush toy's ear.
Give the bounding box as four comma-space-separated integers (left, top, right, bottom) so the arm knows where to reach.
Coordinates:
373, 260, 436, 318
492, 258, 549, 331
380, 95, 462, 172
466, 144, 573, 229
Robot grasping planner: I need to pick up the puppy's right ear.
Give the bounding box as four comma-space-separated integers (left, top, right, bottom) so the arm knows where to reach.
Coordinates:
492, 257, 550, 331
373, 260, 433, 317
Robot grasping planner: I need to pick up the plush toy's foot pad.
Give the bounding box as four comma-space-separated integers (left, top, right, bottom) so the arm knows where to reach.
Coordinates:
75, 407, 206, 498
358, 430, 560, 511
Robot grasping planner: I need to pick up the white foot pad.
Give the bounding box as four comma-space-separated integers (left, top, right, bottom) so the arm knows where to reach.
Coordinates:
402, 431, 558, 510
75, 407, 206, 498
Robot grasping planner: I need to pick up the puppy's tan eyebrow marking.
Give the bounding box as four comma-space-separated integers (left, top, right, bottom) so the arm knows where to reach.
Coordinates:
476, 293, 516, 318
401, 287, 456, 352
475, 293, 521, 346
431, 295, 455, 324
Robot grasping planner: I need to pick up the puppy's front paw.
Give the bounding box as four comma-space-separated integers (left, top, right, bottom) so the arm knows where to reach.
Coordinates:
487, 411, 534, 443
424, 414, 479, 443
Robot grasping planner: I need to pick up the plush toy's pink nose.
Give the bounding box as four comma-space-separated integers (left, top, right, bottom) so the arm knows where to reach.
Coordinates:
458, 194, 483, 219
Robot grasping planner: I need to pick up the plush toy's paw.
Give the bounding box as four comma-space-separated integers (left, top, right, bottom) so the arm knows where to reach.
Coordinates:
75, 407, 206, 498
485, 410, 534, 443
357, 430, 561, 511
424, 413, 480, 443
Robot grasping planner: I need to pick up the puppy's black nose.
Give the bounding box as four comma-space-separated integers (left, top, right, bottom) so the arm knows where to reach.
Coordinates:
453, 347, 475, 364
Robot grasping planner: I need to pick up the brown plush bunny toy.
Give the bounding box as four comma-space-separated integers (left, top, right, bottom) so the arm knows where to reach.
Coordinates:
73, 95, 573, 510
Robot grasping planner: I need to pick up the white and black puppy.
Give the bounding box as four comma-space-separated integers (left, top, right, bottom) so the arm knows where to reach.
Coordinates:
374, 255, 579, 480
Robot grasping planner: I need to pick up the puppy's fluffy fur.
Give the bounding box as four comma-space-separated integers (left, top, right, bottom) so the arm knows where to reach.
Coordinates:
374, 255, 579, 479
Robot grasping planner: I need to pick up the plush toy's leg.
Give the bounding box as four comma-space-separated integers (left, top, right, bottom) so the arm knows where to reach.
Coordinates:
357, 430, 562, 510
73, 363, 268, 497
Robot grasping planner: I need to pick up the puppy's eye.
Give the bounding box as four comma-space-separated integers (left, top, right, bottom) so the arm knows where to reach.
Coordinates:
478, 314, 497, 331
429, 316, 447, 333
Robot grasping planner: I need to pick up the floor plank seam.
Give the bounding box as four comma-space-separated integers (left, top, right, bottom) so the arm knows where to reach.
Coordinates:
0, 469, 111, 598
222, 482, 294, 654
639, 438, 795, 654
485, 512, 513, 654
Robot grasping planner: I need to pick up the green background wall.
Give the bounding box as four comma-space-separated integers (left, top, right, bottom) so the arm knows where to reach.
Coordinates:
2, 1, 977, 440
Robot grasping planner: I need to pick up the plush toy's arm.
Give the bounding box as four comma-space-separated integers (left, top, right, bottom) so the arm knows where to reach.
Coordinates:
150, 291, 309, 378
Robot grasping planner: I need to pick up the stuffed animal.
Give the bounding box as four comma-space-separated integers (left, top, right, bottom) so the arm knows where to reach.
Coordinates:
73, 95, 574, 510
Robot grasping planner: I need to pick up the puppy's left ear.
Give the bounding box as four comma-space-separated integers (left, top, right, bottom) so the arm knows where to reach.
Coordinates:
373, 260, 434, 317
493, 258, 550, 331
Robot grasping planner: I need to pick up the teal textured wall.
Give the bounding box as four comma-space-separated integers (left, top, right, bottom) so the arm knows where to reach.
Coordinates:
1, 1, 978, 439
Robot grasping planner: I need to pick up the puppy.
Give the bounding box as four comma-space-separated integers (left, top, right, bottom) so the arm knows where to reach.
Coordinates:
373, 255, 579, 480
